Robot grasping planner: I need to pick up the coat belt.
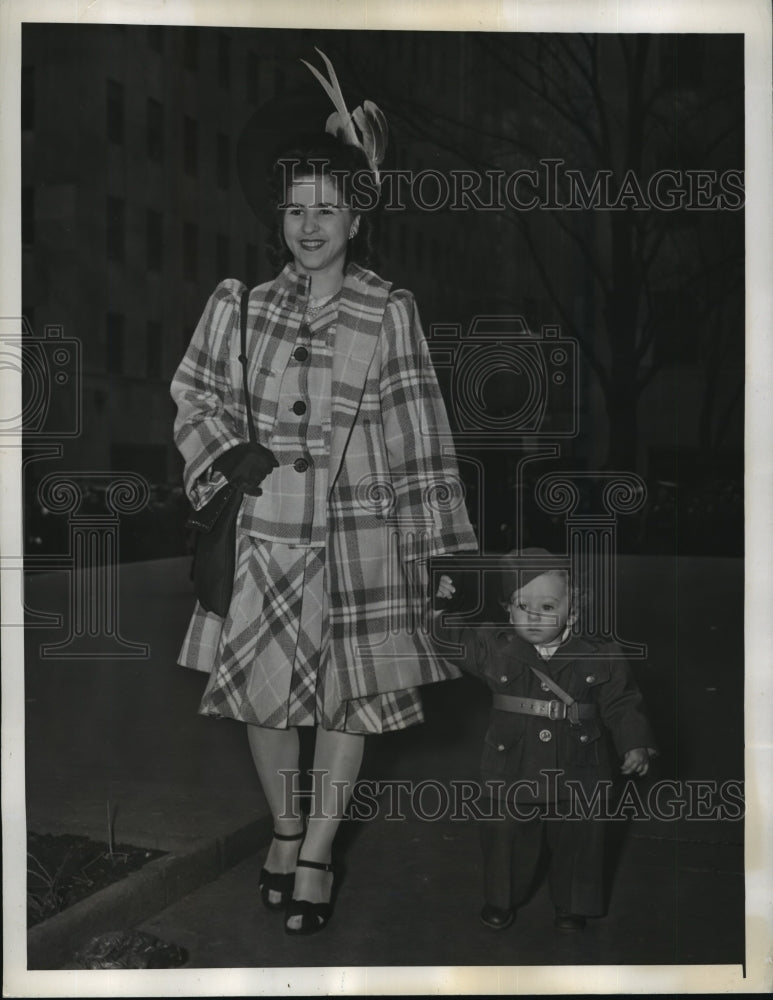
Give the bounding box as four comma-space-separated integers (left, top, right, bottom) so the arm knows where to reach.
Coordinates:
492, 693, 596, 724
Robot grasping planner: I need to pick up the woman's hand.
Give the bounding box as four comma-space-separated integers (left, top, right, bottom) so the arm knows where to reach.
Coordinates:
212, 443, 279, 496
620, 747, 651, 776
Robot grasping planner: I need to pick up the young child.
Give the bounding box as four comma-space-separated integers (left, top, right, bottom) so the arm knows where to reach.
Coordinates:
433, 547, 656, 931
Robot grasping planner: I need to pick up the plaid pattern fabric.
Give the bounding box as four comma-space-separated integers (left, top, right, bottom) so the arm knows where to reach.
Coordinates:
249, 299, 334, 545
285, 546, 325, 726
189, 534, 423, 733
172, 262, 478, 717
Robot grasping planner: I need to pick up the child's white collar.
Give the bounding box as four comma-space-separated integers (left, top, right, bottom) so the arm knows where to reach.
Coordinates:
535, 624, 573, 660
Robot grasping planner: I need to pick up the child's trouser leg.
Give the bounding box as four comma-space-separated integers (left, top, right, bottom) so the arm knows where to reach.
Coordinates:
545, 816, 606, 916
479, 815, 516, 909
479, 813, 544, 909
507, 816, 546, 907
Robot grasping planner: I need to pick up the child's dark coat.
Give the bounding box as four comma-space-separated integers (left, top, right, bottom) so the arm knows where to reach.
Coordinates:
436, 622, 657, 915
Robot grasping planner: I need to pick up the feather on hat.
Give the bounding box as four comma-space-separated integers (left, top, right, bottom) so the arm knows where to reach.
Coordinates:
300, 48, 388, 186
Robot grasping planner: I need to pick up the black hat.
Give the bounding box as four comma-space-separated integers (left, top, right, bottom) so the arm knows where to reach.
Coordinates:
499, 547, 570, 602
236, 89, 334, 226
237, 49, 388, 226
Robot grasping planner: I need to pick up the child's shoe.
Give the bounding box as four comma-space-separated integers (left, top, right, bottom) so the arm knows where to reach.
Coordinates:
554, 908, 586, 931
480, 902, 514, 930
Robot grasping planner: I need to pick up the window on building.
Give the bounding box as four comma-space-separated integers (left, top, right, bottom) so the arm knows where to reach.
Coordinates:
147, 25, 164, 52
146, 321, 162, 378
22, 66, 34, 131
216, 133, 230, 189
183, 116, 198, 175
147, 98, 164, 161
22, 186, 34, 247
245, 242, 258, 280
246, 51, 259, 103
147, 209, 163, 271
183, 222, 198, 279
106, 312, 125, 374
106, 79, 124, 144
106, 196, 125, 262
183, 27, 198, 71
216, 233, 229, 276
217, 32, 231, 89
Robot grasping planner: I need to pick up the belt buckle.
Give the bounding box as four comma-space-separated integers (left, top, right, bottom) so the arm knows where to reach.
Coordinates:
548, 700, 565, 721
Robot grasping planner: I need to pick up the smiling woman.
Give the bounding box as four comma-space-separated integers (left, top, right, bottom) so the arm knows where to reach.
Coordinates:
282, 175, 359, 296
170, 49, 477, 937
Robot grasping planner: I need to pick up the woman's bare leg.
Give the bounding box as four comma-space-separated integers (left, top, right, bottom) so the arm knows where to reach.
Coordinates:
286, 727, 365, 926
247, 725, 304, 902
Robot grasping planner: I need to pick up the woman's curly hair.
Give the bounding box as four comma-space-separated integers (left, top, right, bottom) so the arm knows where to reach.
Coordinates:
266, 131, 379, 273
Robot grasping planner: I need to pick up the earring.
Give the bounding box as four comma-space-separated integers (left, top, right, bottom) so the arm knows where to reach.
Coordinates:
349, 221, 360, 239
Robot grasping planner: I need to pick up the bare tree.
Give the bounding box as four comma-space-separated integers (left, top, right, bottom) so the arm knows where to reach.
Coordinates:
343, 33, 744, 470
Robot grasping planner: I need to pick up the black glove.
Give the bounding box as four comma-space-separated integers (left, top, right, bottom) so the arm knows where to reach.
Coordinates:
212, 443, 279, 496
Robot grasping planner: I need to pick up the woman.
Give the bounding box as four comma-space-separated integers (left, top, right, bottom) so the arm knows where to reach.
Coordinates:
171, 52, 477, 935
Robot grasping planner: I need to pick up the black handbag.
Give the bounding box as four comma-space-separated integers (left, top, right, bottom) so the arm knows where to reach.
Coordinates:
186, 289, 256, 617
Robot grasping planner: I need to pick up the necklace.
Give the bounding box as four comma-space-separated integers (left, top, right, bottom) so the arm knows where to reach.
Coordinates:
305, 291, 337, 320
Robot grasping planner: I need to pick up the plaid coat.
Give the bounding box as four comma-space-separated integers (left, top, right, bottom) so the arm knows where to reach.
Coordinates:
171, 263, 478, 704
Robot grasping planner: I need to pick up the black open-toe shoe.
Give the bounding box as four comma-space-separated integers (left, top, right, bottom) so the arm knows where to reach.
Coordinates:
554, 907, 586, 931
284, 859, 338, 936
258, 829, 305, 912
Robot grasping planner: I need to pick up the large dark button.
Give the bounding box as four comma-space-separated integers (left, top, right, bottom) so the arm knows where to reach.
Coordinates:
294, 346, 309, 362
293, 457, 309, 473
292, 400, 307, 415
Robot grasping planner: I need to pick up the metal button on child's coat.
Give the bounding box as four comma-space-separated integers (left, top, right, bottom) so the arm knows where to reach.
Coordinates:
579, 734, 589, 743
497, 744, 506, 752
538, 729, 552, 742
540, 683, 551, 692
585, 675, 596, 684
499, 675, 508, 684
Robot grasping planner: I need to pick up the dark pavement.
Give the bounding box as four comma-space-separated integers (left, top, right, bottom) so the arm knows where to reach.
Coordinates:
21, 554, 745, 970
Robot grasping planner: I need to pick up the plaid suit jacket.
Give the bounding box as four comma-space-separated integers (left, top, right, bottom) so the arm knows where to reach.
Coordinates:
171, 263, 478, 702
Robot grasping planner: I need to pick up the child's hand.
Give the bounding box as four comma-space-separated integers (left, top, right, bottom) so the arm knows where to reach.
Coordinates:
430, 574, 457, 615
621, 747, 651, 776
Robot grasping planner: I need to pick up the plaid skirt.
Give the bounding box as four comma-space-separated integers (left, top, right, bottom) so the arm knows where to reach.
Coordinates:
185, 532, 424, 734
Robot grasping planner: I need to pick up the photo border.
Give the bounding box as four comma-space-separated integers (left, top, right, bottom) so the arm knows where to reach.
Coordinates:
2, 0, 771, 995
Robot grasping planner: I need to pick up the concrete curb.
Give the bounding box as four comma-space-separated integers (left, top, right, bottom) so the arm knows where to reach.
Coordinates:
27, 814, 273, 970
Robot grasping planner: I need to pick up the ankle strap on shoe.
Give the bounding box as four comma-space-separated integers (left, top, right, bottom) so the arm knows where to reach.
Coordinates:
296, 859, 333, 872
273, 829, 305, 841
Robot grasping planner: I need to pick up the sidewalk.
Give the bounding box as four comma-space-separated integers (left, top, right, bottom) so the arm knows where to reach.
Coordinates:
22, 557, 272, 968
20, 554, 745, 969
